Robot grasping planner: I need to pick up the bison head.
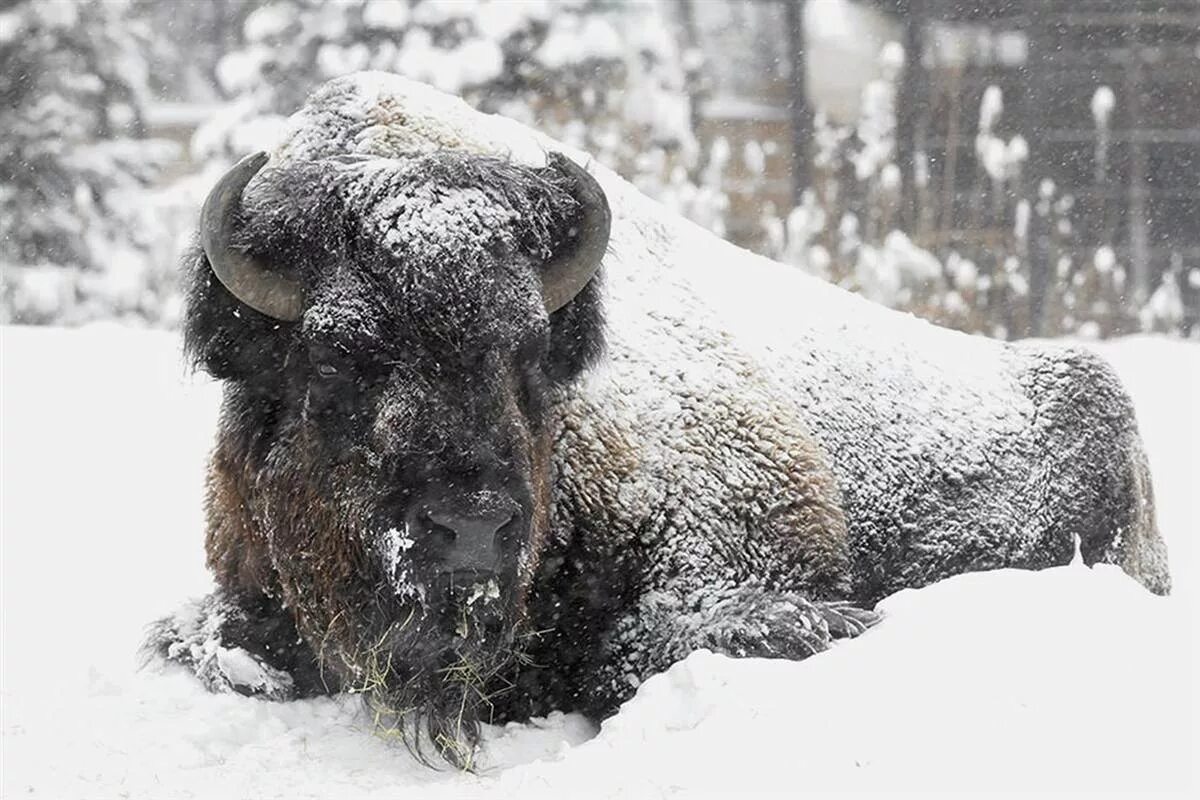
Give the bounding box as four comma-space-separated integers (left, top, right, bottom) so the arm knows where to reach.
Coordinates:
184, 149, 609, 764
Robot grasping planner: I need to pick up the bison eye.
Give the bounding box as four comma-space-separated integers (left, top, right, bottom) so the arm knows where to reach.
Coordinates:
308, 344, 349, 381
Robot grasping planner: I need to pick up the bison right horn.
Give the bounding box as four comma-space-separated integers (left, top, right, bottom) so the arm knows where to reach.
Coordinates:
200, 151, 305, 321
540, 153, 611, 314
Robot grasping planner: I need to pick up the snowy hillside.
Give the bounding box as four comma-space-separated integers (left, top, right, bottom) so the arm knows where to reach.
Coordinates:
2, 326, 1197, 797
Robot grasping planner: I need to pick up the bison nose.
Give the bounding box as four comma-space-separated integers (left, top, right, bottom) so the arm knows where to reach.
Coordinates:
423, 506, 516, 574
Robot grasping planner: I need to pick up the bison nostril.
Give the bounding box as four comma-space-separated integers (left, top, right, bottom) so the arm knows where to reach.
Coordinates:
430, 522, 457, 545
427, 509, 513, 539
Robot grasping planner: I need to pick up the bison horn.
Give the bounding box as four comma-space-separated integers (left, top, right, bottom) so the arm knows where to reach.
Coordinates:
540, 153, 611, 313
200, 151, 305, 321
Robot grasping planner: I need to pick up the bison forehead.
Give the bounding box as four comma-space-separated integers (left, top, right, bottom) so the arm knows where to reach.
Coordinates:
350, 177, 542, 343
351, 170, 523, 262
303, 243, 542, 356
250, 152, 576, 354
306, 256, 548, 365
317, 151, 575, 267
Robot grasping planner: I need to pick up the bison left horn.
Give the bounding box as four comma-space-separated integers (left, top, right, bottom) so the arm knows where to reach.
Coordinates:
540, 153, 611, 314
200, 151, 305, 321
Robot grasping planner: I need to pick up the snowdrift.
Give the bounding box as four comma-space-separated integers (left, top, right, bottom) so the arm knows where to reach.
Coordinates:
2, 326, 1196, 797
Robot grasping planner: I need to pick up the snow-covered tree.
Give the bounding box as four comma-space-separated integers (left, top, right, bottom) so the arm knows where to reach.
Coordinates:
133, 0, 255, 103
0, 0, 178, 325
195, 0, 708, 225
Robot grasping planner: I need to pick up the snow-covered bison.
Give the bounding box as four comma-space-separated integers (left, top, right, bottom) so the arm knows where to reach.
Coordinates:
148, 73, 1170, 766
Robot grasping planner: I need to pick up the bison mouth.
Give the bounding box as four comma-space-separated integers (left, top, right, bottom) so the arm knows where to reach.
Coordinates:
337, 568, 526, 768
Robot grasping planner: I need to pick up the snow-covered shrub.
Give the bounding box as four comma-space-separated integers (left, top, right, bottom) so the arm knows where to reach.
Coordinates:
1140, 256, 1200, 336
758, 45, 1195, 341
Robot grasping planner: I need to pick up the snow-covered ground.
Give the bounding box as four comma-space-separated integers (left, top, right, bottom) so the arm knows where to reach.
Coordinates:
2, 325, 1196, 798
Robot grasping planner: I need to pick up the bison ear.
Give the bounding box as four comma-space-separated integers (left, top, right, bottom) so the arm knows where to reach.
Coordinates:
538, 153, 609, 383
182, 243, 291, 381
545, 263, 605, 385
183, 152, 306, 381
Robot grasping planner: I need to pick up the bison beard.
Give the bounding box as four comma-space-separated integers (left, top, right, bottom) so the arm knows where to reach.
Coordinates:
322, 439, 549, 766
210, 425, 554, 768
318, 583, 523, 770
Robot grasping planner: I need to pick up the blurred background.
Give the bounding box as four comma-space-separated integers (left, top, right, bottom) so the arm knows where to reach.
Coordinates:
1, 0, 1197, 339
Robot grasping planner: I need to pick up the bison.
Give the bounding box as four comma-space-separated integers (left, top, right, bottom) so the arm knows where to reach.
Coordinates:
148, 73, 1170, 767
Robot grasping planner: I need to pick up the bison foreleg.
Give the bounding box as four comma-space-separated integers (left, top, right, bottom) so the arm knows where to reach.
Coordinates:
676, 586, 879, 660
584, 585, 879, 717
143, 590, 328, 701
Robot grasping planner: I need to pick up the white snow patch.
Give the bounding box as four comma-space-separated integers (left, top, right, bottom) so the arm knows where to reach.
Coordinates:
465, 578, 501, 608
979, 85, 1003, 134
1092, 85, 1116, 128
1007, 133, 1029, 165
244, 3, 294, 42
1014, 198, 1031, 241
1094, 245, 1117, 273
362, 0, 410, 30
0, 8, 25, 44
216, 647, 294, 695
473, 0, 549, 42
879, 40, 905, 75
379, 524, 420, 598
536, 14, 622, 70
802, 0, 903, 125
